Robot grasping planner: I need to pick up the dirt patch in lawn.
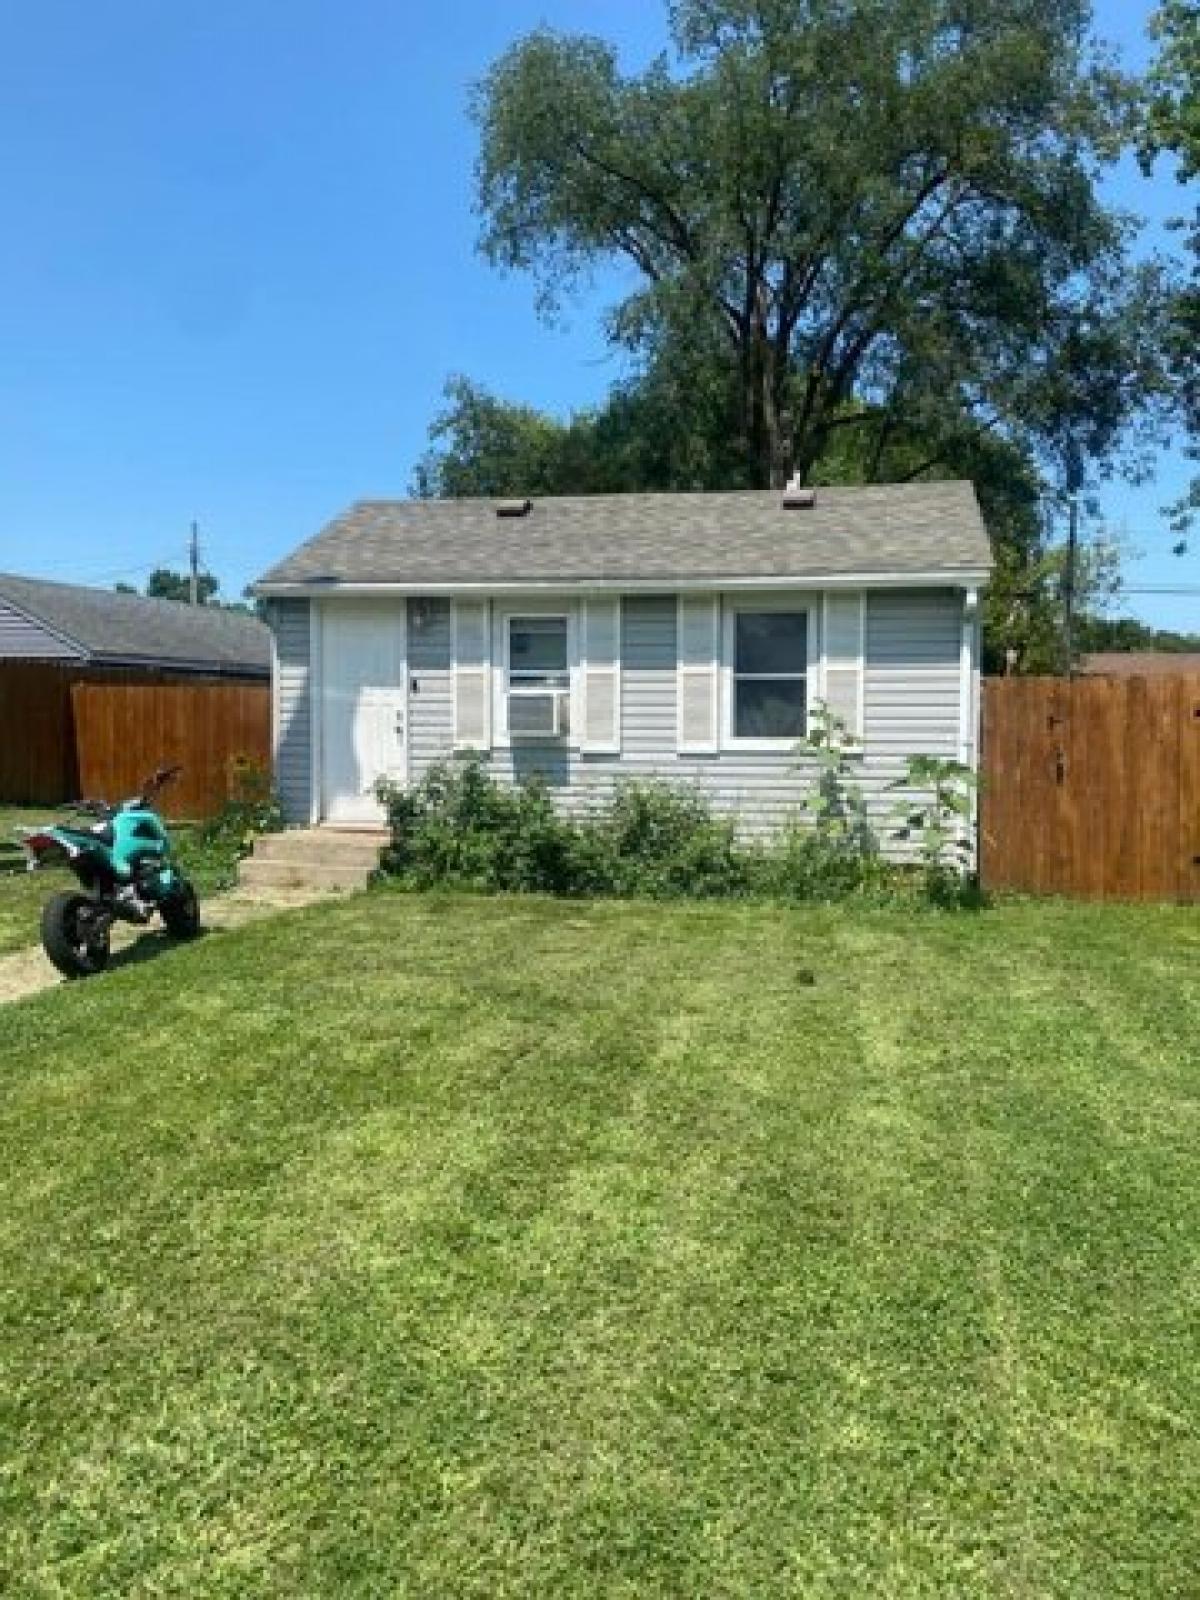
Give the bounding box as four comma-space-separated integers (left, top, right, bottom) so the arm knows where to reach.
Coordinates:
0, 886, 337, 1006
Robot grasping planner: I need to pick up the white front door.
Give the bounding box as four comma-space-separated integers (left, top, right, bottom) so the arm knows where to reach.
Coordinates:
320, 600, 406, 824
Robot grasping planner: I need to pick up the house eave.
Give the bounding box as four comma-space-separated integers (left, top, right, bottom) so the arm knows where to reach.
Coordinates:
85, 651, 271, 678
254, 568, 993, 599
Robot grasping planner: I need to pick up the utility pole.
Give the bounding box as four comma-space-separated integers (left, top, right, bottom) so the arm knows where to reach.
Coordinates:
188, 520, 200, 607
1062, 440, 1083, 678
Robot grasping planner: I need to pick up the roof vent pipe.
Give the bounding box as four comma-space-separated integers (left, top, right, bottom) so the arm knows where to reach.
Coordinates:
781, 478, 816, 509
495, 498, 532, 518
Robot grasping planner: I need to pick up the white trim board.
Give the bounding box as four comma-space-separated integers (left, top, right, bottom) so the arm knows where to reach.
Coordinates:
257, 570, 991, 598
958, 587, 979, 766
308, 599, 322, 825
269, 619, 281, 780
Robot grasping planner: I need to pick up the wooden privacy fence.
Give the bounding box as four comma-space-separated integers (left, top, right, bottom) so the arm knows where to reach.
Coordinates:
981, 675, 1200, 902
72, 681, 271, 818
0, 662, 78, 802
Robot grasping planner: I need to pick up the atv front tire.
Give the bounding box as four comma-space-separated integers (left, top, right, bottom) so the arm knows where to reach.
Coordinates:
41, 892, 111, 979
161, 879, 201, 939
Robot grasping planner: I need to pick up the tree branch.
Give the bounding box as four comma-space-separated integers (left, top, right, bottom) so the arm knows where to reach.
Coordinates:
899, 452, 948, 481
817, 407, 884, 432
565, 134, 698, 264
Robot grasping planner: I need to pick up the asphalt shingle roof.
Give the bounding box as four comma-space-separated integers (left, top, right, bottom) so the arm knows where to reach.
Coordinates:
255, 482, 993, 589
1083, 652, 1200, 676
0, 573, 271, 675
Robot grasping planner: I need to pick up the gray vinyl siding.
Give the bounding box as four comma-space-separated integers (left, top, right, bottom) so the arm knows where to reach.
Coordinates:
401, 590, 968, 851
0, 597, 83, 660
864, 591, 962, 757
277, 591, 969, 850
268, 598, 312, 824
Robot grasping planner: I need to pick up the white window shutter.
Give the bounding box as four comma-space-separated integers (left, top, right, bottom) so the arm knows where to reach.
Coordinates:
580, 596, 621, 754
821, 591, 865, 738
677, 593, 720, 753
451, 599, 491, 750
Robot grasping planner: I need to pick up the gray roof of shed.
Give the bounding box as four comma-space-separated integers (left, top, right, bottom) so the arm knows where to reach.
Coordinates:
255, 481, 992, 589
0, 572, 271, 675
1082, 652, 1200, 676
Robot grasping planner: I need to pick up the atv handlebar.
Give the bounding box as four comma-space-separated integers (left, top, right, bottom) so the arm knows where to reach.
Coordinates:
140, 765, 182, 803
66, 798, 114, 820
64, 767, 182, 816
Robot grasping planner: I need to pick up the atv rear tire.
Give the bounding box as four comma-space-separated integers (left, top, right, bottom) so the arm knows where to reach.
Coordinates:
41, 892, 111, 979
161, 879, 201, 939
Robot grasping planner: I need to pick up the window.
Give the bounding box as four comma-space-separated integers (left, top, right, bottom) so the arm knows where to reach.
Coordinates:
509, 615, 569, 686
507, 614, 570, 737
732, 610, 808, 739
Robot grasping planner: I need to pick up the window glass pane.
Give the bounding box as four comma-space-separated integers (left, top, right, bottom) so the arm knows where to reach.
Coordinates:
510, 616, 568, 674
735, 611, 807, 675
734, 678, 807, 738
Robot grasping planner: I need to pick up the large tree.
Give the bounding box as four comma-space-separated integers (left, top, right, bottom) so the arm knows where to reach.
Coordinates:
412, 362, 749, 499
1143, 0, 1200, 539
474, 0, 1167, 492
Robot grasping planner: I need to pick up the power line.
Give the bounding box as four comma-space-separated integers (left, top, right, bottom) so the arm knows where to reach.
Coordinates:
1119, 585, 1200, 596
52, 557, 172, 586
1097, 529, 1196, 543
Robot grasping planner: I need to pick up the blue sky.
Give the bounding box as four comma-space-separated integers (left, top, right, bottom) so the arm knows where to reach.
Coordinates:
0, 0, 1194, 630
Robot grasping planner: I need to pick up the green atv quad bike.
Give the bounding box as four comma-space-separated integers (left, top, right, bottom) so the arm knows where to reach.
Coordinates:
17, 765, 201, 978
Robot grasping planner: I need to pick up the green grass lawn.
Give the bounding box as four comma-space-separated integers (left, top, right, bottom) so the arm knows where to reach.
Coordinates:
1, 892, 1198, 1597
0, 805, 242, 955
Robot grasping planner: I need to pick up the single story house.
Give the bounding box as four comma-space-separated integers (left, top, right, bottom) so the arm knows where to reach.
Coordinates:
253, 482, 992, 845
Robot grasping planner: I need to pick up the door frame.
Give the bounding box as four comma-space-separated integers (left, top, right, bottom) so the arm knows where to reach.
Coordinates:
310, 597, 408, 825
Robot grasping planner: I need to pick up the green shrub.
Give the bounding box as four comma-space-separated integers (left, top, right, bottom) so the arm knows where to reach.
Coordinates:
173, 757, 284, 892
378, 758, 580, 894
601, 781, 744, 899
197, 756, 285, 846
380, 759, 884, 904
376, 752, 983, 910
758, 823, 892, 903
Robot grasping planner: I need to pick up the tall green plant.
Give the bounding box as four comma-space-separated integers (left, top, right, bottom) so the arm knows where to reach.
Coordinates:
887, 754, 978, 902
197, 756, 284, 852
793, 701, 875, 857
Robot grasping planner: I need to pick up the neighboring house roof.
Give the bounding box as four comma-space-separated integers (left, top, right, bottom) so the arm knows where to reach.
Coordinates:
0, 572, 271, 676
1082, 651, 1200, 676
254, 481, 992, 591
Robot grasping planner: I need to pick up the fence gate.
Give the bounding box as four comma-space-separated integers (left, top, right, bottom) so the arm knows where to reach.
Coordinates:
981, 675, 1200, 902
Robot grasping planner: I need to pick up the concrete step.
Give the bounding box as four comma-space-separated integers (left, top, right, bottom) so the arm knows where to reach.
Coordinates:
238, 856, 373, 893
252, 829, 385, 867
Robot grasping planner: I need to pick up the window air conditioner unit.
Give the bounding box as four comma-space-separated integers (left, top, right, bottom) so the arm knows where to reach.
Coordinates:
508, 690, 570, 739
